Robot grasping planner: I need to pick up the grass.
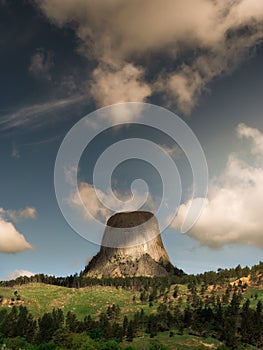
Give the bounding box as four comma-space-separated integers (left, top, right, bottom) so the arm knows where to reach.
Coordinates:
1, 283, 263, 349
121, 332, 222, 350
0, 283, 155, 319
1, 282, 263, 319
242, 288, 263, 308
122, 333, 260, 349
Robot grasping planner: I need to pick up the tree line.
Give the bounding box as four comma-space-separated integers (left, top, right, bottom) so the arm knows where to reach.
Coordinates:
0, 291, 263, 349
1, 261, 262, 292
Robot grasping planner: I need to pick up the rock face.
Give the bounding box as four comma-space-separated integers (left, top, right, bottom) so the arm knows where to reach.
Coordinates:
84, 211, 184, 278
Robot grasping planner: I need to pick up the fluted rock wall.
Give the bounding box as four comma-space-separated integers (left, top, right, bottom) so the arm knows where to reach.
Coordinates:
85, 211, 183, 278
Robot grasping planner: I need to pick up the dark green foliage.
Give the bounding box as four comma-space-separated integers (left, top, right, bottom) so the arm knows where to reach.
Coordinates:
100, 339, 121, 350
65, 310, 78, 332
149, 287, 157, 302
107, 304, 120, 320
0, 306, 36, 342
1, 297, 263, 348
52, 327, 72, 348
89, 327, 104, 341
36, 343, 56, 350
126, 321, 135, 342
38, 309, 63, 343
1, 260, 263, 348
1, 298, 263, 348
122, 315, 128, 336
173, 285, 180, 299
4, 336, 34, 350
71, 333, 97, 350
149, 343, 169, 350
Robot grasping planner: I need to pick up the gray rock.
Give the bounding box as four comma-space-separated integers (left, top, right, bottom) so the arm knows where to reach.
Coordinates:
85, 211, 183, 278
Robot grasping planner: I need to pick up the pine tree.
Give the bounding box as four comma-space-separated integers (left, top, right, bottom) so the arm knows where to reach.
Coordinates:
38, 312, 56, 343
241, 299, 253, 343
126, 320, 135, 342
123, 315, 128, 336
173, 285, 179, 298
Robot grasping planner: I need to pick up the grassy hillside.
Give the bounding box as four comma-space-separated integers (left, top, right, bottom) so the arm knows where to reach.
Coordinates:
1, 280, 263, 349
122, 334, 258, 349
122, 333, 222, 350
0, 280, 262, 319
0, 283, 139, 318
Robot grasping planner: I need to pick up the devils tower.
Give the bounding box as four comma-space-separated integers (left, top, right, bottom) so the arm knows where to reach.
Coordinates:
84, 211, 183, 278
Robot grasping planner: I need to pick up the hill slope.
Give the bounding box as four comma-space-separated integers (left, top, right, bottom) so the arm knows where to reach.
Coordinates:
0, 283, 137, 318
1, 279, 263, 318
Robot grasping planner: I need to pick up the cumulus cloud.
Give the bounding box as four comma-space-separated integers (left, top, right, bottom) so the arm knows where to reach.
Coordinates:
90, 62, 151, 109
7, 207, 37, 222
237, 123, 263, 155
90, 61, 152, 122
172, 123, 263, 249
65, 158, 154, 221
36, 0, 263, 114
161, 143, 181, 160
29, 48, 54, 80
0, 217, 33, 253
69, 182, 110, 222
68, 181, 154, 222
0, 207, 35, 253
2, 269, 35, 281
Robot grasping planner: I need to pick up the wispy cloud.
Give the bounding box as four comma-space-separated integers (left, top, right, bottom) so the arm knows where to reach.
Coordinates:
22, 135, 61, 147
0, 94, 85, 131
70, 258, 80, 268
29, 48, 54, 81
11, 143, 19, 159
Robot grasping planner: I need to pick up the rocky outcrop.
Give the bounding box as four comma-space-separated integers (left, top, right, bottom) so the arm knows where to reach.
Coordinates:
84, 211, 184, 278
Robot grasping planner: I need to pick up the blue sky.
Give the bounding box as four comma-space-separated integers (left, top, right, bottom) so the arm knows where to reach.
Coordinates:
1, 0, 263, 279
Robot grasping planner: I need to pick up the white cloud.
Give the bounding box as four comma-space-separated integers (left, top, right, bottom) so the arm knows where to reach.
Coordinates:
0, 207, 35, 253
89, 61, 152, 122
2, 270, 35, 281
165, 64, 206, 114
29, 48, 53, 80
90, 62, 151, 117
68, 181, 154, 222
69, 182, 110, 222
237, 123, 263, 155
36, 0, 263, 114
0, 217, 33, 253
172, 123, 263, 249
7, 207, 37, 222
161, 143, 181, 160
